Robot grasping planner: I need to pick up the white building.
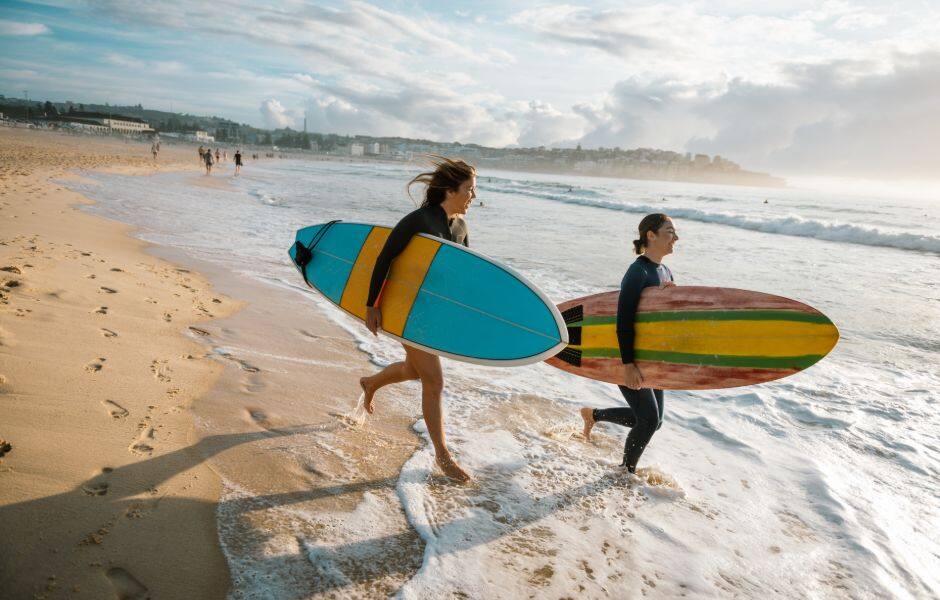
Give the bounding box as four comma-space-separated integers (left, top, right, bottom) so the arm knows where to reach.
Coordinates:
63, 111, 154, 134
350, 143, 364, 157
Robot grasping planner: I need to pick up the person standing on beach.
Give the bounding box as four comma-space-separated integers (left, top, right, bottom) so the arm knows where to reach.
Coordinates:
580, 213, 678, 474
198, 145, 205, 163
204, 147, 214, 175
215, 148, 221, 163
151, 141, 158, 161
234, 150, 243, 176
360, 156, 476, 482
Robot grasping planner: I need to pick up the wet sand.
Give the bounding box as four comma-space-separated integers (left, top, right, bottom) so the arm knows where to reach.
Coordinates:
0, 127, 428, 598
0, 128, 239, 598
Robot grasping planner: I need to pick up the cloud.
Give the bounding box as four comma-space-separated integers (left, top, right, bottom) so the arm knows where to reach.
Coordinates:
0, 20, 50, 36
260, 98, 298, 129
568, 51, 940, 178
513, 100, 587, 148
509, 6, 666, 58
103, 53, 145, 69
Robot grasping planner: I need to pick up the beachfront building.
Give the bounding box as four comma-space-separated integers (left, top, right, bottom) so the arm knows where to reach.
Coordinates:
60, 119, 110, 133
350, 143, 364, 157
58, 111, 155, 134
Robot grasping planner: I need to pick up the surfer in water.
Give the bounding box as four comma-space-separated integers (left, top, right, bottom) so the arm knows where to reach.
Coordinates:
580, 213, 678, 474
361, 156, 476, 482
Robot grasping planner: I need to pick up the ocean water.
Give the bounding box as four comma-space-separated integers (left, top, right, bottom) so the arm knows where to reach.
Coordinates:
67, 160, 939, 599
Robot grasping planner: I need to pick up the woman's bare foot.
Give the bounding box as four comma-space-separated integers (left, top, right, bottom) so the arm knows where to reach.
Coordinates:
436, 453, 471, 482
580, 407, 595, 440
360, 377, 377, 414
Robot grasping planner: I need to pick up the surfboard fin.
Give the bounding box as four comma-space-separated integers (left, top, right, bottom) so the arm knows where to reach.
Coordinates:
292, 241, 313, 286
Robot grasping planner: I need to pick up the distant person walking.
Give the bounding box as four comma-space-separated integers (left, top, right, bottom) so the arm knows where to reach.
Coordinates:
151, 141, 159, 161
204, 147, 214, 175
198, 145, 205, 163
234, 150, 243, 176
215, 148, 221, 163
223, 150, 227, 162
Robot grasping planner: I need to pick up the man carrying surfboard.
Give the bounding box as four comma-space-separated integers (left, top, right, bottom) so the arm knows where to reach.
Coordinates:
580, 213, 678, 474
360, 156, 477, 482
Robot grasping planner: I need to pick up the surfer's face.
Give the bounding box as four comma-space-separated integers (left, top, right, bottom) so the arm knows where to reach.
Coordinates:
447, 176, 477, 215
649, 218, 678, 255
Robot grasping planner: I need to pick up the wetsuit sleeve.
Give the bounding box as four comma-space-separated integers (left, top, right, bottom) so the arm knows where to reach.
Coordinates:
463, 232, 469, 248
616, 263, 647, 364
366, 214, 419, 307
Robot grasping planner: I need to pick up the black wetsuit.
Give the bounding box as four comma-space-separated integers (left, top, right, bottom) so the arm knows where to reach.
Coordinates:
593, 255, 674, 472
366, 205, 469, 307
234, 152, 243, 166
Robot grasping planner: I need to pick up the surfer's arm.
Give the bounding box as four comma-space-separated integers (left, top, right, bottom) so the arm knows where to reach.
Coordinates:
616, 264, 647, 364
366, 215, 419, 307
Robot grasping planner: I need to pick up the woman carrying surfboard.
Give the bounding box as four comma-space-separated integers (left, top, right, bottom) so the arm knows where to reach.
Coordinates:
580, 213, 678, 474
361, 156, 477, 482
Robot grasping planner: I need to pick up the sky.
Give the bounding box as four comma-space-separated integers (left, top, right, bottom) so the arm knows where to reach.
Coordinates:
1, 0, 938, 179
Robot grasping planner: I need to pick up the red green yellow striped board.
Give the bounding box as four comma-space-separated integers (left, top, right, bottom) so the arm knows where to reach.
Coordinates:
544, 286, 839, 390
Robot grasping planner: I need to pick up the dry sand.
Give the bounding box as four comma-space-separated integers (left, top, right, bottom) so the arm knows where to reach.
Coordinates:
0, 128, 428, 599
0, 128, 239, 598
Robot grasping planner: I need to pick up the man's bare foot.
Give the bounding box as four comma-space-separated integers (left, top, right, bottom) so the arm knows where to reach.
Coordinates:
580, 407, 595, 440
360, 377, 376, 414
436, 453, 471, 482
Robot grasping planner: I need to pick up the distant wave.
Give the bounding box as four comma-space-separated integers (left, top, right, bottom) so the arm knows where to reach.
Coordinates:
481, 177, 604, 202
490, 181, 940, 255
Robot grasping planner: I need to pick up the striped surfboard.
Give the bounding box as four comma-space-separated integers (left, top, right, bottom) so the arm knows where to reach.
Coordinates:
544, 286, 839, 390
289, 221, 568, 366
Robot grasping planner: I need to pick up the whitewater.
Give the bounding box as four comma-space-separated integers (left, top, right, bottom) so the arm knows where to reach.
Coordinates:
67, 159, 940, 599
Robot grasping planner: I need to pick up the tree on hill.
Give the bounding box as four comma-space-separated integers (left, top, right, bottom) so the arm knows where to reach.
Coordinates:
43, 101, 57, 116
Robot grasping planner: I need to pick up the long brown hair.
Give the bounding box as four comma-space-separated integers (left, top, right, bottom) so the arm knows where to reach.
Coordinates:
633, 213, 670, 254
407, 155, 476, 208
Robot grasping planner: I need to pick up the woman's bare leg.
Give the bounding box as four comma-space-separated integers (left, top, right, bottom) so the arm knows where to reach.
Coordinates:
405, 346, 470, 482
580, 407, 596, 440
360, 349, 418, 414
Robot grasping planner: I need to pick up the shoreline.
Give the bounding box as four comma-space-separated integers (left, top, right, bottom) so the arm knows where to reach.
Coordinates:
0, 128, 240, 598
0, 127, 427, 598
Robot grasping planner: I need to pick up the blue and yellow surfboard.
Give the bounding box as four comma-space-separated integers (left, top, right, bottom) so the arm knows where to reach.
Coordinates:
288, 221, 568, 366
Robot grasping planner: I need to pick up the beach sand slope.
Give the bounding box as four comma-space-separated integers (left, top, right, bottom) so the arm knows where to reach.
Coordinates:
0, 129, 237, 599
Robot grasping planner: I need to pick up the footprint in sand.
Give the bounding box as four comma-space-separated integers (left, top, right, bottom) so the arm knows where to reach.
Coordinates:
100, 286, 118, 294
105, 567, 149, 600
85, 358, 107, 372
102, 400, 129, 419
150, 360, 171, 383
129, 427, 155, 455
246, 407, 275, 430
82, 482, 109, 496
162, 312, 172, 322
109, 267, 123, 272
0, 266, 21, 274
95, 306, 108, 315
100, 328, 118, 338
3, 279, 20, 289
0, 438, 12, 458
